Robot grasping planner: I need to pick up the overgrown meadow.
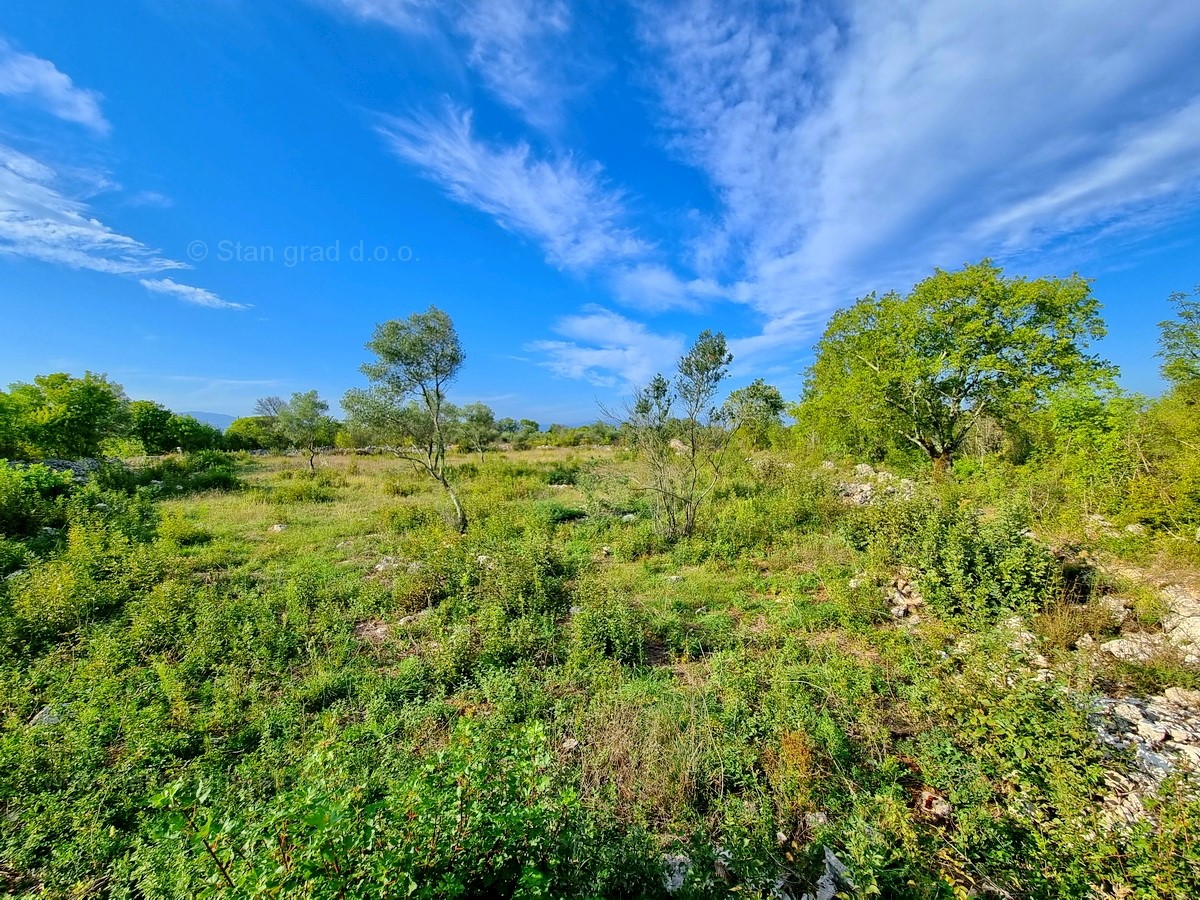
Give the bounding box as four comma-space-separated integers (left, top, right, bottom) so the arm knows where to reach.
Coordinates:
3, 439, 1199, 899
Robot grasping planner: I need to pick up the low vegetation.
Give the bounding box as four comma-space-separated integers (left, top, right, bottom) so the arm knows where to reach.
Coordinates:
2, 265, 1199, 898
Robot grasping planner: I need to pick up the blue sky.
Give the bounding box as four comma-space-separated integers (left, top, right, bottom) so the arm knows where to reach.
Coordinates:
2, 1, 1199, 423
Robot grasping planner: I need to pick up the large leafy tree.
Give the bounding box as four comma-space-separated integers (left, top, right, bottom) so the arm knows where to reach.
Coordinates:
802, 260, 1112, 471
343, 306, 468, 532
459, 402, 498, 461
129, 400, 176, 454
5, 372, 129, 459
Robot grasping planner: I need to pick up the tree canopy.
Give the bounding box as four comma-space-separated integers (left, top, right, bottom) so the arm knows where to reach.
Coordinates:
801, 260, 1113, 470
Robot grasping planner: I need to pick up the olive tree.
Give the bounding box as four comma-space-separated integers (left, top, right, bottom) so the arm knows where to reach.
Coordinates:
801, 260, 1112, 472
459, 402, 498, 461
276, 391, 338, 470
343, 306, 468, 532
627, 330, 733, 539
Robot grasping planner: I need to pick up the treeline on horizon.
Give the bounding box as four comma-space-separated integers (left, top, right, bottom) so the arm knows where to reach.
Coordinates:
3, 258, 1199, 532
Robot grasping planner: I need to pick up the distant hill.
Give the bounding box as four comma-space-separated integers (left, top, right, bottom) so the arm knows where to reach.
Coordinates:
183, 411, 236, 431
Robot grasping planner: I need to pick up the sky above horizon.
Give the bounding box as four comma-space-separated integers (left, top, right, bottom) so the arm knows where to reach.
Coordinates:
2, 1, 1200, 423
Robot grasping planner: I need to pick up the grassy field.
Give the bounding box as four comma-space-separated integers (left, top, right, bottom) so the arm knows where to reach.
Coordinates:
3, 447, 1200, 898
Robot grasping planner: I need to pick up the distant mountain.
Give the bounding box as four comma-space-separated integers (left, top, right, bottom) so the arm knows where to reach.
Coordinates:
183, 411, 236, 431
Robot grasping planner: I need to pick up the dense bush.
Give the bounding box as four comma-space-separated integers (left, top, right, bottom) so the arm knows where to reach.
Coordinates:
155, 722, 660, 899
0, 463, 74, 537
844, 495, 1061, 622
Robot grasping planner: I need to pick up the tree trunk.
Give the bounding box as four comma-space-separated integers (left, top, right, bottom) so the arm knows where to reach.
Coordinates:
931, 450, 953, 477
307, 446, 316, 471
442, 478, 468, 534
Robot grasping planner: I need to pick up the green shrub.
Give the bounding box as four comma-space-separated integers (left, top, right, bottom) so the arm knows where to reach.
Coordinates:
845, 496, 1061, 622
154, 721, 660, 898
572, 592, 645, 666
9, 511, 164, 639
0, 463, 74, 537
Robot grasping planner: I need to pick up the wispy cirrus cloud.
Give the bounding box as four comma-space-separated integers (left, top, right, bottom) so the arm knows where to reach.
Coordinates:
457, 0, 572, 128
320, 0, 578, 127
379, 105, 649, 270
527, 305, 684, 388
0, 39, 109, 134
641, 0, 1200, 337
0, 145, 183, 275
140, 277, 249, 310
1, 144, 240, 310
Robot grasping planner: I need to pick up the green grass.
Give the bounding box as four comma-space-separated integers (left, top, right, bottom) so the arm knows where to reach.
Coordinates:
0, 449, 1198, 898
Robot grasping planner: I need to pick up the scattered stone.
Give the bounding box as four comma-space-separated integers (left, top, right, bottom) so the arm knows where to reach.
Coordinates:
1112, 702, 1144, 724
1076, 633, 1096, 650
406, 561, 423, 575
799, 847, 855, 900
1164, 687, 1200, 708
1097, 594, 1131, 623
1100, 633, 1172, 662
916, 788, 952, 821
667, 575, 684, 583
269, 523, 287, 533
601, 545, 612, 557
663, 854, 691, 893
352, 620, 389, 644
621, 513, 637, 522
561, 737, 579, 752
887, 575, 925, 623
1092, 690, 1200, 825
29, 706, 60, 727
372, 556, 399, 573
1125, 523, 1147, 536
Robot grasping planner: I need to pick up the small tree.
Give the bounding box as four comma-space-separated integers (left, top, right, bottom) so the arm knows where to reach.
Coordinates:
1158, 285, 1200, 389
343, 306, 468, 532
254, 396, 287, 418
276, 391, 338, 470
724, 379, 785, 450
460, 402, 499, 461
801, 260, 1112, 472
627, 331, 733, 539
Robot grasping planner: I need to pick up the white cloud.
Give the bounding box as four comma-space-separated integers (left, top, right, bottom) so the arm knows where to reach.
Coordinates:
0, 145, 185, 275
0, 39, 109, 134
379, 106, 649, 270
457, 0, 572, 127
317, 0, 438, 33
321, 0, 577, 126
139, 278, 248, 310
640, 0, 1200, 330
527, 306, 684, 388
611, 263, 726, 312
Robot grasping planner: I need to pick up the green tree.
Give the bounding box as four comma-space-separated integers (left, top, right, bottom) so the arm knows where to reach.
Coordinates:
129, 401, 176, 454
343, 306, 468, 532
801, 260, 1112, 472
170, 415, 224, 453
1158, 285, 1200, 388
5, 372, 129, 459
627, 330, 734, 539
724, 378, 785, 449
459, 402, 498, 461
276, 391, 338, 470
224, 416, 282, 452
